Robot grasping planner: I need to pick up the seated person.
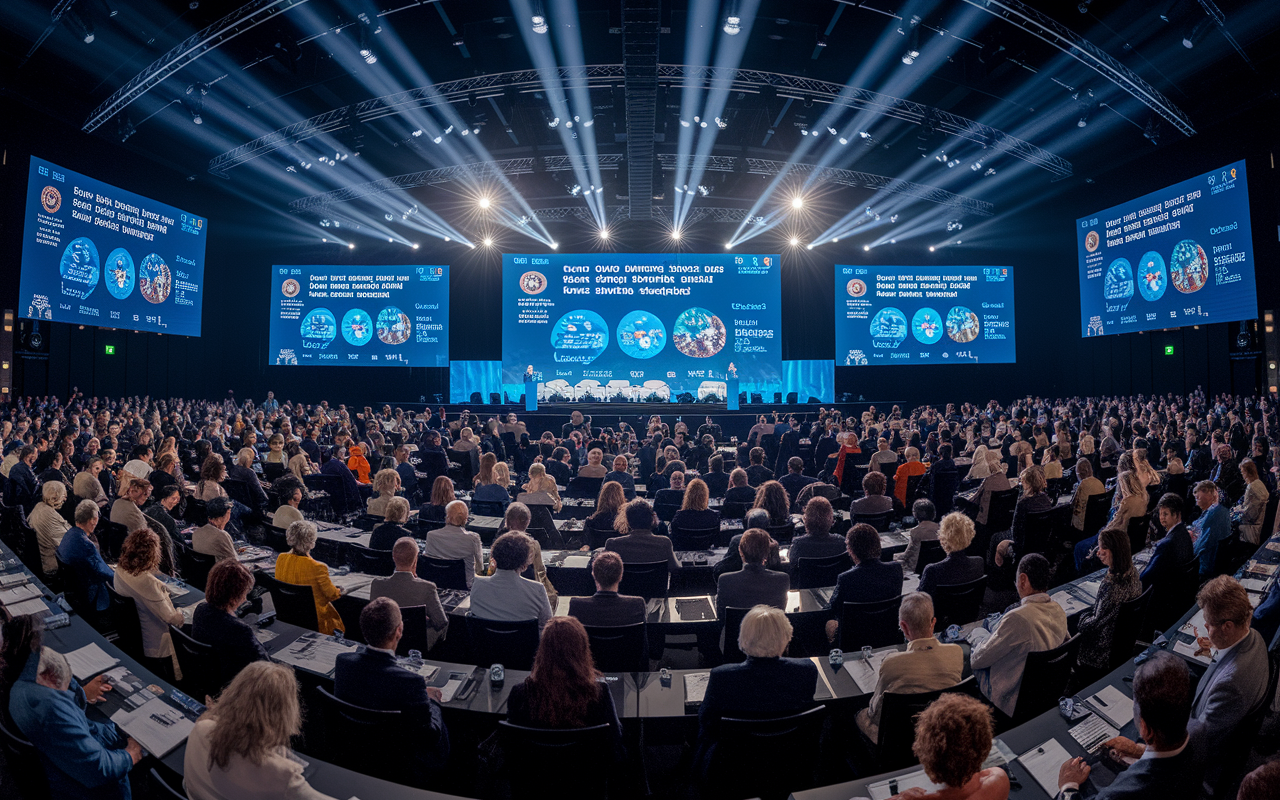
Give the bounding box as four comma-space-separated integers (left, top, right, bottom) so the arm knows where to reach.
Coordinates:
777, 457, 817, 505
275, 521, 344, 635
851, 470, 894, 516
366, 468, 401, 517
973, 448, 1014, 528
603, 454, 636, 498
1073, 526, 1142, 686
369, 496, 413, 550
898, 694, 1010, 800
716, 509, 785, 580
227, 448, 268, 510
868, 437, 899, 474
184, 662, 338, 800
856, 592, 964, 742
334, 598, 449, 776
370, 537, 449, 650
826, 523, 905, 641
701, 455, 730, 498
56, 500, 115, 614
653, 468, 687, 516
29, 480, 71, 576
715, 528, 789, 621
787, 496, 847, 576
113, 528, 184, 676
518, 463, 563, 513
723, 467, 756, 507
272, 482, 305, 529
1140, 492, 1194, 588
896, 498, 941, 573
193, 496, 239, 562
695, 606, 816, 775
919, 511, 985, 601
892, 447, 928, 507
468, 532, 553, 633
419, 475, 457, 525
969, 554, 1068, 716
9, 646, 141, 800
193, 559, 269, 692
424, 499, 484, 588
1055, 652, 1203, 800
744, 447, 774, 487
143, 484, 183, 543
585, 482, 627, 549
670, 477, 719, 536
605, 498, 680, 572
578, 448, 608, 479
544, 447, 573, 487
472, 461, 514, 509
1188, 480, 1232, 579
346, 444, 372, 484
497, 502, 558, 606
568, 551, 646, 628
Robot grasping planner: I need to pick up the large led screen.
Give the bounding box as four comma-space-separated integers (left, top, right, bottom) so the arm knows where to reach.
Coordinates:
1077, 160, 1257, 337
19, 156, 207, 335
835, 265, 1016, 365
268, 264, 449, 367
502, 253, 781, 398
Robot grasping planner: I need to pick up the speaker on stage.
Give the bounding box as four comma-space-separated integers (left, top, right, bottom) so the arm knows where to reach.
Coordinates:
786, 392, 798, 404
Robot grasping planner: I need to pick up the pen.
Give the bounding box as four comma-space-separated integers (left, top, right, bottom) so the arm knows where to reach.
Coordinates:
457, 676, 475, 699
1093, 694, 1109, 707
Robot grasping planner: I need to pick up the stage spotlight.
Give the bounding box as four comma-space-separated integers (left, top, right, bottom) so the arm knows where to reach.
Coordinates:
723, 15, 741, 35
724, 243, 732, 249
483, 237, 494, 247
548, 117, 560, 128
832, 237, 839, 243
929, 246, 936, 252
412, 243, 419, 249
478, 196, 492, 209
863, 245, 870, 252
671, 229, 682, 241
680, 119, 691, 127
715, 117, 727, 129
569, 185, 582, 196
838, 137, 848, 145
550, 242, 559, 249
348, 243, 355, 249
789, 236, 799, 246
791, 196, 804, 209
384, 213, 394, 221
444, 237, 451, 242
531, 15, 548, 34
388, 238, 394, 243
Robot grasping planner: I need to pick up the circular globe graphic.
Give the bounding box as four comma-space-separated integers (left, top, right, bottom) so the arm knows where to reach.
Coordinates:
1137, 251, 1168, 302
1104, 258, 1134, 301
551, 310, 609, 365
946, 306, 980, 344
376, 306, 412, 345
869, 307, 908, 348
138, 254, 172, 304
300, 308, 336, 348
616, 310, 667, 359
341, 309, 373, 346
911, 307, 944, 344
59, 237, 99, 300
1170, 239, 1209, 294
104, 248, 136, 300
672, 307, 727, 358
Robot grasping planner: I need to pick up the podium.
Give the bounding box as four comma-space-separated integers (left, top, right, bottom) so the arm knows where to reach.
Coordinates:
727, 379, 740, 410
525, 378, 538, 411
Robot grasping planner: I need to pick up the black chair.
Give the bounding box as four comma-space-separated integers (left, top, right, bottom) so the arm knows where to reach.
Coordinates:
98, 519, 130, 562
346, 543, 395, 576
182, 496, 208, 526
709, 705, 829, 800
175, 542, 216, 592
498, 721, 615, 800
980, 487, 1019, 534
1016, 508, 1057, 557
1081, 490, 1115, 540
351, 514, 382, 532
0, 717, 50, 800
149, 767, 187, 799
1149, 555, 1203, 632
617, 559, 669, 600
720, 500, 750, 521
583, 622, 649, 672
721, 606, 750, 664
332, 595, 368, 644
55, 552, 94, 621
105, 583, 145, 660
467, 616, 540, 671
567, 476, 604, 498
1008, 633, 1081, 726
914, 539, 946, 573
471, 500, 508, 518
525, 503, 564, 549
261, 462, 286, 483
263, 524, 290, 553
169, 624, 219, 700
653, 496, 682, 524
255, 571, 320, 632
903, 473, 925, 504
396, 604, 433, 656
671, 525, 719, 551
314, 687, 424, 788
1108, 586, 1154, 669
931, 575, 988, 631
875, 676, 978, 770
221, 478, 260, 514
851, 512, 892, 533
795, 552, 852, 589
584, 516, 618, 550
1125, 515, 1151, 559
766, 520, 795, 544
417, 556, 469, 591
838, 595, 904, 652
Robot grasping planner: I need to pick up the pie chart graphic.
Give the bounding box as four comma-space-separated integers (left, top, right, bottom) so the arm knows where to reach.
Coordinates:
341, 309, 373, 346
1104, 258, 1134, 301
1137, 251, 1167, 302
300, 308, 337, 348
59, 237, 99, 300
104, 248, 136, 300
911, 307, 944, 344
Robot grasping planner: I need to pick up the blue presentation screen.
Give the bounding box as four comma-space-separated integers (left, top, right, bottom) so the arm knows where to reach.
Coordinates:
18, 156, 207, 336
268, 264, 449, 367
835, 265, 1016, 365
1077, 159, 1257, 337
502, 253, 782, 395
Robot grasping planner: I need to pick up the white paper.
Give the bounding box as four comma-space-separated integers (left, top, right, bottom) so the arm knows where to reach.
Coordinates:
1069, 714, 1120, 755
561, 555, 591, 568
4, 598, 50, 617
0, 573, 28, 588
1017, 738, 1073, 796
1087, 684, 1134, 729
684, 672, 711, 704
160, 580, 190, 599
273, 633, 357, 675
1178, 609, 1208, 638
437, 676, 465, 703
329, 572, 375, 595
397, 660, 440, 681
110, 697, 194, 757
1240, 577, 1270, 592
1076, 579, 1102, 603
1051, 591, 1091, 616
842, 650, 894, 693
64, 643, 120, 681
0, 584, 41, 605
1173, 637, 1214, 664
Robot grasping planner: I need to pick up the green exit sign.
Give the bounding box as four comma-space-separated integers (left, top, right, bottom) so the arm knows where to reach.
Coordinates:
1164, 345, 1175, 356
104, 345, 115, 355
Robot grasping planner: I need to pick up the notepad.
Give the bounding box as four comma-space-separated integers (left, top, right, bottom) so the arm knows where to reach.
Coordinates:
1086, 684, 1134, 730
1246, 561, 1278, 576
1017, 738, 1072, 796
561, 555, 591, 568
1051, 591, 1090, 616
675, 597, 715, 621
0, 584, 41, 605
110, 697, 194, 757
1240, 577, 1270, 592
684, 672, 711, 704
1069, 713, 1121, 755
65, 643, 120, 680
0, 573, 28, 588
3, 598, 50, 618
273, 632, 357, 675
842, 650, 893, 693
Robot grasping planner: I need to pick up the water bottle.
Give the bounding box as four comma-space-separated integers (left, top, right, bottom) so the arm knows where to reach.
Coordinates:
489, 663, 505, 688
828, 648, 844, 668
408, 649, 423, 667
861, 645, 873, 662
945, 624, 962, 642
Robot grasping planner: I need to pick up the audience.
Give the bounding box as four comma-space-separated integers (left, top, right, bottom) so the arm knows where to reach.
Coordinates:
272, 482, 305, 529
903, 694, 1010, 800
826, 523, 905, 641
193, 496, 239, 562
670, 477, 719, 536
275, 520, 344, 635
423, 500, 485, 588
1068, 458, 1105, 533
498, 502, 558, 604
469, 532, 553, 633
1141, 493, 1194, 588
851, 470, 893, 515
918, 511, 985, 601
723, 467, 756, 506
367, 468, 401, 517
369, 496, 413, 550
29, 480, 70, 576
715, 528, 788, 620
1189, 479, 1232, 579
1070, 526, 1142, 689
193, 559, 269, 691
605, 498, 680, 571
369, 537, 450, 650
113, 528, 185, 676
56, 500, 115, 614
585, 481, 627, 549
787, 496, 847, 574
568, 551, 646, 627
896, 498, 940, 573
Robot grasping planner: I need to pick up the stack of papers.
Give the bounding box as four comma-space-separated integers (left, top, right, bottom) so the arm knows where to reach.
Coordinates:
1051, 591, 1091, 616
1245, 561, 1278, 576
1069, 713, 1121, 754
65, 643, 120, 680
110, 697, 194, 757
0, 584, 41, 605
1240, 577, 1270, 592
842, 650, 894, 693
1173, 637, 1214, 664
684, 672, 711, 704
1017, 738, 1072, 796
561, 555, 591, 568
1085, 684, 1135, 729
397, 659, 440, 681
273, 632, 358, 675
0, 573, 28, 588
3, 598, 50, 618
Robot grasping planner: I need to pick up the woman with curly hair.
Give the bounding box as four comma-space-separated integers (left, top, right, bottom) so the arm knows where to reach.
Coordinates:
905, 693, 1009, 799
751, 480, 791, 527
113, 528, 184, 677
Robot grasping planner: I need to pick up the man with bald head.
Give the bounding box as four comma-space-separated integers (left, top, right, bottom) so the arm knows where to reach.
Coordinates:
423, 500, 484, 587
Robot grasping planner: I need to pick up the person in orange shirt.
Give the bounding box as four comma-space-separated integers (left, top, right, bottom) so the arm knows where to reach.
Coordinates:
893, 446, 928, 506
346, 444, 372, 484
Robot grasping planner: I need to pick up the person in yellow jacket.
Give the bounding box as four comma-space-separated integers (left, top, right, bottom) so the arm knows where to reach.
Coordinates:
274, 520, 344, 635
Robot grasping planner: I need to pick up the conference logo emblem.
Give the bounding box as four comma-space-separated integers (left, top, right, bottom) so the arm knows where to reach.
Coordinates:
281, 279, 300, 298
40, 186, 61, 214
1084, 231, 1100, 253
520, 271, 547, 295
846, 279, 867, 298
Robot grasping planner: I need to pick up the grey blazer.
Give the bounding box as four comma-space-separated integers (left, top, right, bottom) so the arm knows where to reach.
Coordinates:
715, 562, 789, 621
1189, 627, 1270, 784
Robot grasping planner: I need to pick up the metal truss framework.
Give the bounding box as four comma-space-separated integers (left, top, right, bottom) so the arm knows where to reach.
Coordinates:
745, 159, 994, 217
83, 0, 315, 133
957, 0, 1195, 136
209, 65, 1071, 178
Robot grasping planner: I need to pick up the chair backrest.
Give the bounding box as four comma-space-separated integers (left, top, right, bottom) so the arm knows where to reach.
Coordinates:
346, 543, 395, 576
263, 525, 290, 552
582, 622, 648, 672
877, 676, 978, 769
148, 767, 187, 800
182, 497, 208, 526
262, 462, 286, 483
931, 575, 988, 631
255, 571, 320, 632
839, 595, 904, 652
175, 542, 217, 592
766, 520, 796, 544
915, 539, 946, 573
1082, 490, 1115, 538
55, 552, 93, 619
1011, 633, 1081, 724
904, 473, 924, 504
168, 624, 219, 700
471, 499, 508, 518
396, 605, 432, 656
1124, 515, 1152, 559
617, 559, 669, 600
722, 606, 750, 663
566, 476, 604, 498
315, 686, 418, 784
984, 488, 1019, 533
106, 583, 145, 659
795, 552, 852, 590
466, 616, 540, 671
351, 514, 382, 532
670, 525, 718, 551
1017, 508, 1057, 557
221, 478, 257, 510
417, 555, 469, 591
1108, 586, 1154, 669
498, 721, 614, 800
98, 519, 130, 562
720, 500, 750, 521
851, 512, 891, 533
713, 705, 829, 798
653, 494, 681, 523
0, 716, 50, 800
525, 503, 564, 549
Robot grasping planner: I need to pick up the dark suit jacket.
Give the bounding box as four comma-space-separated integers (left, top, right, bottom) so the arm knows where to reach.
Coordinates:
1140, 523, 1193, 589
638, 446, 659, 483
1252, 587, 1280, 647
192, 603, 269, 691
568, 590, 647, 628
334, 648, 449, 769
778, 473, 818, 505
605, 529, 680, 571
918, 552, 985, 600
6, 462, 38, 513
370, 522, 413, 551
227, 464, 268, 507
745, 464, 774, 487
702, 471, 730, 497
696, 656, 816, 772
830, 559, 903, 613
603, 470, 636, 498
417, 448, 450, 484
671, 508, 720, 537
724, 485, 756, 505
1056, 739, 1203, 800
715, 563, 789, 620
545, 459, 572, 487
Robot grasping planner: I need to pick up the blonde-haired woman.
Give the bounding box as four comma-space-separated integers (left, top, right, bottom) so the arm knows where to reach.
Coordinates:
29, 480, 70, 575
366, 469, 400, 517
274, 521, 343, 635
919, 512, 985, 601
519, 462, 563, 513
184, 661, 337, 800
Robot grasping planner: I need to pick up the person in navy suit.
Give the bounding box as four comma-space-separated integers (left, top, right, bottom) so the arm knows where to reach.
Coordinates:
919, 512, 986, 602
1140, 493, 1194, 589
1055, 652, 1204, 799
777, 457, 818, 508
334, 597, 450, 781
55, 500, 115, 614
568, 552, 647, 628
192, 559, 268, 692
695, 606, 816, 777
603, 455, 637, 499
825, 523, 904, 641
701, 455, 731, 498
